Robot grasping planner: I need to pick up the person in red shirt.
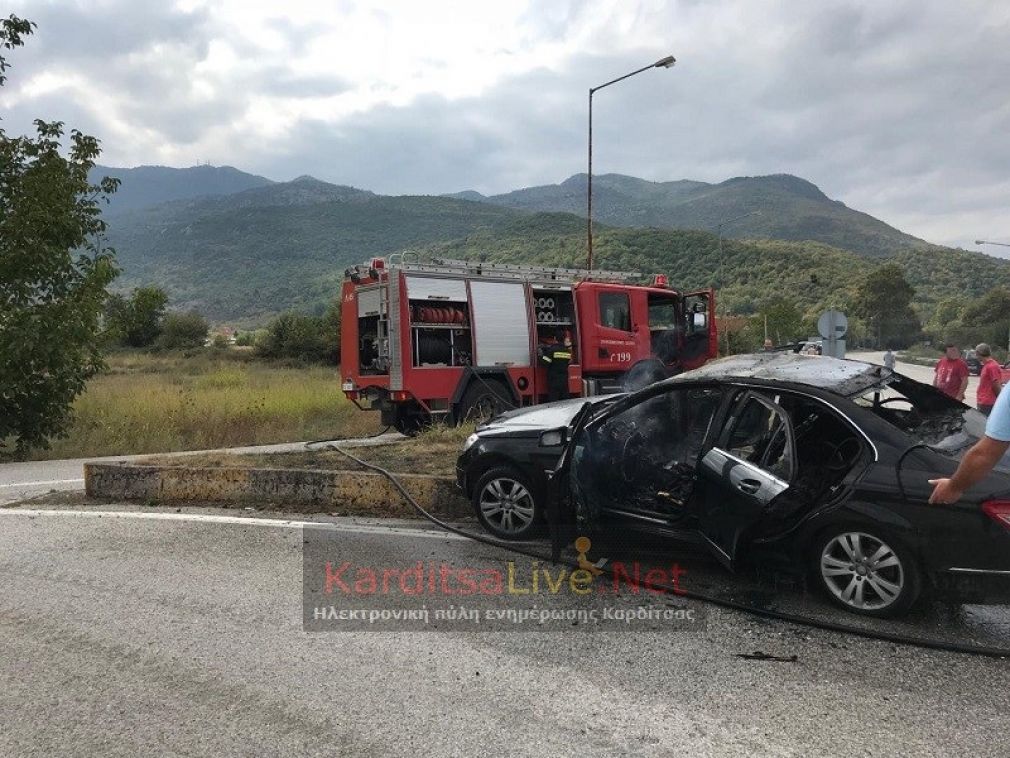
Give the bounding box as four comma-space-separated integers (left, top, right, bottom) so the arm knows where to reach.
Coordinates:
933, 342, 969, 402
974, 342, 1002, 415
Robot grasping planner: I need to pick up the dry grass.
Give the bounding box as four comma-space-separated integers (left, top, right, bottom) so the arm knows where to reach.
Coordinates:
32, 351, 381, 460
139, 423, 473, 478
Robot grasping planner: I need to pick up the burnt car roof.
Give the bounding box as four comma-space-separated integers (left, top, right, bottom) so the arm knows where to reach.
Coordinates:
669, 352, 892, 397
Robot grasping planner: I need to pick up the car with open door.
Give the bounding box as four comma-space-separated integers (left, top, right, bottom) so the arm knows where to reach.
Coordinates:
458, 352, 1010, 617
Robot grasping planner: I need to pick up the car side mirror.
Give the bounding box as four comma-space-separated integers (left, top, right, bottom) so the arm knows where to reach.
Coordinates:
692, 312, 707, 329
539, 427, 568, 447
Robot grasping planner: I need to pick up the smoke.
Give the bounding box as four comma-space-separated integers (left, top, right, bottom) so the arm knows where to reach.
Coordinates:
621, 358, 669, 392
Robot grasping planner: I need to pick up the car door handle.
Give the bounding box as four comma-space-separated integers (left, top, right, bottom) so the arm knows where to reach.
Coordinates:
736, 478, 762, 495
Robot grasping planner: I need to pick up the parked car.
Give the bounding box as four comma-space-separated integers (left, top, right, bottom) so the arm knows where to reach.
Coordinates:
965, 349, 981, 376
456, 352, 1010, 617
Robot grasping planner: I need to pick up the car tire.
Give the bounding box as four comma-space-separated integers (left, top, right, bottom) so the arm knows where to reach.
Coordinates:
809, 525, 921, 618
472, 465, 540, 540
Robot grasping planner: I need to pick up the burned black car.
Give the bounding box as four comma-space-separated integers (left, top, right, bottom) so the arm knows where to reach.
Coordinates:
456, 353, 1010, 617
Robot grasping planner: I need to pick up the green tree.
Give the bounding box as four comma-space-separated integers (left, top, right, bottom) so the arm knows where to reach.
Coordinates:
156, 311, 209, 350
851, 263, 921, 348
737, 297, 805, 350
0, 16, 120, 455
255, 313, 329, 363
103, 286, 169, 347
959, 287, 1010, 353
255, 299, 341, 364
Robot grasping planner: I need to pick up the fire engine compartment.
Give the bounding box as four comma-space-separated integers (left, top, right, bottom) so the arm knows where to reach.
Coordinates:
341, 258, 718, 428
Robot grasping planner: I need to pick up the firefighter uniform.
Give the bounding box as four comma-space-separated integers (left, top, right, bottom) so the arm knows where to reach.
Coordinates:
539, 341, 572, 402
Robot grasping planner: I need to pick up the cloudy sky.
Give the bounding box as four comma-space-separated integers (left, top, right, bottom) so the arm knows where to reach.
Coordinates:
3, 0, 1009, 251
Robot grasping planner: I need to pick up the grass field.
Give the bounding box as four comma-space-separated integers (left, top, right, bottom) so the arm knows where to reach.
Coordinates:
30, 350, 381, 460
140, 424, 472, 478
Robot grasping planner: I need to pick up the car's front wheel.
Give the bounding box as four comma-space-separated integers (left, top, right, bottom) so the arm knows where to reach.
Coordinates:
811, 527, 921, 617
472, 466, 540, 540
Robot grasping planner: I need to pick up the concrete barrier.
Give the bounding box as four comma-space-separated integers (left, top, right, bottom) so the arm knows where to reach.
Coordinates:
84, 462, 470, 519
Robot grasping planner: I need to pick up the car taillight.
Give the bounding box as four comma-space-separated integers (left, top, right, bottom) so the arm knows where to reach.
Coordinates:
982, 500, 1010, 531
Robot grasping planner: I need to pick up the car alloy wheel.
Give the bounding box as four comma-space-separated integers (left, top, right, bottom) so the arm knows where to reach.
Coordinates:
819, 531, 906, 613
475, 470, 537, 539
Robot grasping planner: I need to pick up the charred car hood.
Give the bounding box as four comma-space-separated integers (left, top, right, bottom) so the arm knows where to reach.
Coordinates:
479, 395, 618, 434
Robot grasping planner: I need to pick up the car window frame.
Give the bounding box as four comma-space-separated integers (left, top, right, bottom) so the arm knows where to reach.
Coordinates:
715, 390, 797, 484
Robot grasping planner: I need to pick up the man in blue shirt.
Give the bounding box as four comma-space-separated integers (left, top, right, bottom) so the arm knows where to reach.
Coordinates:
929, 387, 1010, 504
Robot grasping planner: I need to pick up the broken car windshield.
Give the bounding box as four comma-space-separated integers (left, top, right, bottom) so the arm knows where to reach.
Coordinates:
852, 375, 989, 460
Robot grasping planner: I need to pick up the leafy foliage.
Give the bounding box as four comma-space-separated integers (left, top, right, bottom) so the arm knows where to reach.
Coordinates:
849, 263, 922, 348
0, 16, 120, 455
255, 300, 340, 364
157, 311, 209, 350
954, 288, 1010, 352
104, 286, 169, 347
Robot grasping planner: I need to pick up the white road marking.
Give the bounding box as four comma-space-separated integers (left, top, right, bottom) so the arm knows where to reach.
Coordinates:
0, 508, 469, 540
0, 478, 85, 489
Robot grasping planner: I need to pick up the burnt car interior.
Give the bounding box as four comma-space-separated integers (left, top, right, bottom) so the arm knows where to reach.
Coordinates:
575, 384, 869, 540
852, 375, 990, 460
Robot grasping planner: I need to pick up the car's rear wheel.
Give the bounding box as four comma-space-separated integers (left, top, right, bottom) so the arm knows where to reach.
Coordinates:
472, 466, 540, 540
811, 527, 921, 617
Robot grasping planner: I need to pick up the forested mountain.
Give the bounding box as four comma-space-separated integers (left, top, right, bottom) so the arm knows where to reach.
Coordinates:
97, 166, 1003, 325
450, 173, 927, 259
90, 164, 274, 214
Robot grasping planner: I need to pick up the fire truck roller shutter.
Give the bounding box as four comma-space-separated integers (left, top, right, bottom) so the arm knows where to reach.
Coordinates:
470, 280, 532, 367
404, 275, 468, 302
357, 287, 382, 317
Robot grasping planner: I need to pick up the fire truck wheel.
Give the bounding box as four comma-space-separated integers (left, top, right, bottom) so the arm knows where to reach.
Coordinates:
459, 380, 511, 425
392, 406, 426, 437
473, 466, 541, 540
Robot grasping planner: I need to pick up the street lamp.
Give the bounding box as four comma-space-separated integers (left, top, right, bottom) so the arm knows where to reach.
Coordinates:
716, 210, 761, 285
587, 54, 676, 270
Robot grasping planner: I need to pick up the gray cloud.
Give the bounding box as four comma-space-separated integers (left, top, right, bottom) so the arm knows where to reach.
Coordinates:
2, 0, 1009, 249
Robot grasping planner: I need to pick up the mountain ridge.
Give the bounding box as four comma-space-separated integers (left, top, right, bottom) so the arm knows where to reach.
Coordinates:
90, 165, 1005, 325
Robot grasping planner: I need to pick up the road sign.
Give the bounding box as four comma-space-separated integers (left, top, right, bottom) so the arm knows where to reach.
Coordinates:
817, 310, 848, 340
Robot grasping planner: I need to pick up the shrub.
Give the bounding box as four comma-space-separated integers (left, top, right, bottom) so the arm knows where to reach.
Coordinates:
156, 311, 209, 350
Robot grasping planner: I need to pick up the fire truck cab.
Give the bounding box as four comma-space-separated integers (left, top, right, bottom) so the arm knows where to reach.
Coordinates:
340, 256, 717, 434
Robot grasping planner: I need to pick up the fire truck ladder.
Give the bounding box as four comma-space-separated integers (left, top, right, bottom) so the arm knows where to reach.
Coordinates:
385, 254, 643, 284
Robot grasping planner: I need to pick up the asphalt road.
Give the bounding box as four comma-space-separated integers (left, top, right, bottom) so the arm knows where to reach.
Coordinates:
2, 506, 1008, 757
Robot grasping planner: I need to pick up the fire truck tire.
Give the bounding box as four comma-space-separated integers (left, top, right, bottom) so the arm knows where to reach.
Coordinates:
458, 380, 511, 425
392, 405, 427, 437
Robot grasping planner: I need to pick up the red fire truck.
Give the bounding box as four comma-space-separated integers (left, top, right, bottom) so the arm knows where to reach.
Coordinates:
340, 255, 717, 434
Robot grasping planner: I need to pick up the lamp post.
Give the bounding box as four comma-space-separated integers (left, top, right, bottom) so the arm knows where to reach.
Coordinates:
716, 210, 761, 285
587, 54, 676, 270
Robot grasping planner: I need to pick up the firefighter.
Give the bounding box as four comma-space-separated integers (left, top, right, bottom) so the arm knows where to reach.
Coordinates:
539, 328, 572, 402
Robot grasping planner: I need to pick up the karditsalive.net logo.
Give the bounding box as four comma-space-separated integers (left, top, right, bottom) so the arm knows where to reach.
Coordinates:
302, 529, 704, 632
321, 536, 686, 598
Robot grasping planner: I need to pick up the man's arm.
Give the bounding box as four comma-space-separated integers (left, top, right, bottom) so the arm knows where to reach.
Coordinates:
958, 371, 969, 401
929, 436, 1010, 504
